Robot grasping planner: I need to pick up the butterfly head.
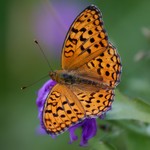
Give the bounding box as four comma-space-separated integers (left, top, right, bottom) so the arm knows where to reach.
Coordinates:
49, 71, 57, 81
49, 70, 65, 83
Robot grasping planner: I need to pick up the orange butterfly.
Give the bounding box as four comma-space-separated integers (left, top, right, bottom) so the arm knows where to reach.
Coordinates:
42, 5, 122, 135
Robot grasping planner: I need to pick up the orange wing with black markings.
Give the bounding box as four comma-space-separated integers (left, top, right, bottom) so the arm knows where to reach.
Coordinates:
43, 84, 85, 135
43, 83, 114, 135
61, 5, 109, 70
76, 43, 122, 87
70, 85, 115, 117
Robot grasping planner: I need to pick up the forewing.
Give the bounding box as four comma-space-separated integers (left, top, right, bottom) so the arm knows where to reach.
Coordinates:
42, 84, 85, 135
62, 5, 109, 70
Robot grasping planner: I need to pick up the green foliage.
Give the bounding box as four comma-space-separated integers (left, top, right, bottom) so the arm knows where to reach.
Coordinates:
1, 0, 150, 150
107, 90, 150, 123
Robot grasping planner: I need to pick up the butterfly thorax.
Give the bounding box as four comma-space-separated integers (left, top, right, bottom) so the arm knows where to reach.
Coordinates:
49, 70, 109, 89
49, 70, 76, 84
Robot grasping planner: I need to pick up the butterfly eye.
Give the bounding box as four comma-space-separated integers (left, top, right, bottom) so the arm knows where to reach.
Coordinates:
62, 73, 69, 79
49, 72, 57, 80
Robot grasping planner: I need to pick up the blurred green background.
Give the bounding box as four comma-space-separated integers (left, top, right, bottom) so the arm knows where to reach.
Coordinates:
1, 0, 150, 150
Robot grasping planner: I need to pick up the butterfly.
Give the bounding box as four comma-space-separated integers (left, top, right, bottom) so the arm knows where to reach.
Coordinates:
42, 5, 122, 135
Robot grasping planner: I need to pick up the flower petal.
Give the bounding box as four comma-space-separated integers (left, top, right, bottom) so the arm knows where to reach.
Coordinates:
68, 124, 79, 143
36, 79, 56, 133
80, 118, 97, 146
68, 118, 97, 146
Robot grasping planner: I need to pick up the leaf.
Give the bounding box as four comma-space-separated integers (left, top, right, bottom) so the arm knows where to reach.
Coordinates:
112, 120, 150, 137
106, 90, 150, 123
90, 141, 117, 150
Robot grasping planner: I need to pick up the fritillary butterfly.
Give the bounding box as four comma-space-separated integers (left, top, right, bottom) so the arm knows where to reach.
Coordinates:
43, 5, 122, 135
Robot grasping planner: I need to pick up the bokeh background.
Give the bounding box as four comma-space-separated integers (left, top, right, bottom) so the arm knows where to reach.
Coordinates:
1, 0, 150, 150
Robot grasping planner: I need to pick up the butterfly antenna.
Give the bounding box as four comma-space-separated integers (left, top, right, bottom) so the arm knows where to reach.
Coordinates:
21, 74, 49, 90
34, 40, 53, 71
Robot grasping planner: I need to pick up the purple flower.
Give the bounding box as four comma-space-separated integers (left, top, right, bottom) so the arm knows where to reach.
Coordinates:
36, 80, 110, 146
69, 118, 97, 146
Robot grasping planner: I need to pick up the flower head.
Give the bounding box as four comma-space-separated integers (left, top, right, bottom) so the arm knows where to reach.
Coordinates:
36, 80, 111, 146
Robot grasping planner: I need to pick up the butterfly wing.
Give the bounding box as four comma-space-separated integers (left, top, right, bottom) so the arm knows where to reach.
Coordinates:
70, 85, 114, 117
62, 5, 109, 70
43, 83, 114, 135
76, 43, 122, 87
43, 84, 85, 135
